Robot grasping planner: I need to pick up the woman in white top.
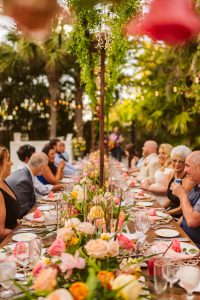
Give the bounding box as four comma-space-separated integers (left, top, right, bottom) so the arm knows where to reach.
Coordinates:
141, 143, 173, 204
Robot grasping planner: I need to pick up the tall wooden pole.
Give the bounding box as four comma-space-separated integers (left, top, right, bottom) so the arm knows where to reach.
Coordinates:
99, 42, 106, 187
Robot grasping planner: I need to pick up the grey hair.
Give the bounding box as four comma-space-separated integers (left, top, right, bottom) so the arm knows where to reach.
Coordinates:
189, 151, 200, 166
171, 145, 191, 161
28, 152, 48, 168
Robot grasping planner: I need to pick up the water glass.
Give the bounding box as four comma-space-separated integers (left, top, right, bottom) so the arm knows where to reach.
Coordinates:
0, 262, 16, 298
14, 241, 30, 281
30, 237, 42, 265
178, 265, 200, 298
135, 209, 150, 235
154, 259, 168, 294
163, 259, 180, 299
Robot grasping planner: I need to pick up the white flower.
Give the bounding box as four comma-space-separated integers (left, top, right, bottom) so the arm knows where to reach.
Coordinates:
45, 288, 73, 300
111, 274, 142, 300
85, 239, 108, 259
77, 222, 95, 235
107, 240, 119, 257
65, 218, 81, 229
73, 185, 86, 203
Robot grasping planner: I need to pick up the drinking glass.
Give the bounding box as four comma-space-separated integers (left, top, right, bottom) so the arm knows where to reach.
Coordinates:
178, 265, 200, 298
0, 262, 16, 298
14, 241, 30, 281
163, 259, 180, 299
30, 237, 42, 265
124, 190, 134, 206
154, 259, 168, 294
135, 209, 150, 236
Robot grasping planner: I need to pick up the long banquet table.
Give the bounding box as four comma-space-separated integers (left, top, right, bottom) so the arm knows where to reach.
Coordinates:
1, 194, 200, 299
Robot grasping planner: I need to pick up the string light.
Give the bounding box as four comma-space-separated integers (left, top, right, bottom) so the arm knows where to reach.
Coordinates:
194, 76, 199, 84
155, 90, 159, 96
173, 86, 177, 93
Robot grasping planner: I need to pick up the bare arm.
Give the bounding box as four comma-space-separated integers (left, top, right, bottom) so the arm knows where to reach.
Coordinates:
171, 183, 200, 228
0, 192, 12, 239
42, 164, 64, 185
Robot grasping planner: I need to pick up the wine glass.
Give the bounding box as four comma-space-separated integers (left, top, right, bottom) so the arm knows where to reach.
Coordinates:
154, 259, 168, 294
178, 265, 200, 298
124, 190, 134, 206
0, 262, 16, 298
163, 259, 180, 299
135, 209, 150, 236
14, 241, 30, 281
30, 237, 42, 265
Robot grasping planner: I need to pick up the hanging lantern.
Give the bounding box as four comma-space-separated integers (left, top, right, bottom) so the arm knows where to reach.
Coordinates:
3, 0, 60, 40
126, 0, 200, 45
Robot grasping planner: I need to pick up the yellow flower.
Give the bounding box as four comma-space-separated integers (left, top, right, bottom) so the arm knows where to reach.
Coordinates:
101, 233, 110, 241
44, 257, 51, 265
69, 282, 88, 300
69, 236, 79, 246
88, 205, 104, 220
71, 191, 78, 198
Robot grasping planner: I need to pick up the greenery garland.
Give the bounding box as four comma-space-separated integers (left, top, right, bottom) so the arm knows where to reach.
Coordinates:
66, 0, 139, 110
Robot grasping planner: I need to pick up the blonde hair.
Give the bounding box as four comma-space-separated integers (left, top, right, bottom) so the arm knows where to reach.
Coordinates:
0, 147, 9, 177
159, 143, 173, 170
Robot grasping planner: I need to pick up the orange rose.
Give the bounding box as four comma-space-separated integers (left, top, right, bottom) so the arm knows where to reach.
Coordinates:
69, 282, 88, 300
97, 271, 114, 289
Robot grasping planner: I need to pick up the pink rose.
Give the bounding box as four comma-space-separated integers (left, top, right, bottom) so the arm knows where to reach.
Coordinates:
114, 197, 120, 205
77, 222, 95, 235
85, 239, 108, 259
117, 233, 135, 251
32, 262, 46, 277
46, 288, 73, 300
48, 238, 66, 256
60, 251, 86, 278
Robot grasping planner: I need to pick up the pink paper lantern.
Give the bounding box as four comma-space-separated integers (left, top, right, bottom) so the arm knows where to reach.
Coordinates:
126, 0, 200, 45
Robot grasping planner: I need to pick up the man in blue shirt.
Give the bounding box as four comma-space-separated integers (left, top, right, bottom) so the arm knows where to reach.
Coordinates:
171, 151, 200, 247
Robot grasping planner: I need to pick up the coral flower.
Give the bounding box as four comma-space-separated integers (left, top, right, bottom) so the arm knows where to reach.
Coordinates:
97, 271, 114, 289
69, 282, 89, 300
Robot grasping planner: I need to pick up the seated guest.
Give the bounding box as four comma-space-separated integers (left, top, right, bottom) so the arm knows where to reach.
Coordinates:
125, 144, 139, 169
163, 145, 194, 217
0, 147, 19, 239
17, 144, 64, 198
6, 153, 48, 218
137, 140, 160, 182
37, 143, 65, 185
50, 138, 76, 175
141, 143, 173, 204
171, 151, 200, 247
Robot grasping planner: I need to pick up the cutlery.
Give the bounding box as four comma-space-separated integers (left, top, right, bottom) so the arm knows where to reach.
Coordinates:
154, 237, 191, 242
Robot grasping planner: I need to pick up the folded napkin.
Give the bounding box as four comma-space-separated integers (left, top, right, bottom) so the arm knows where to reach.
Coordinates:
149, 242, 196, 259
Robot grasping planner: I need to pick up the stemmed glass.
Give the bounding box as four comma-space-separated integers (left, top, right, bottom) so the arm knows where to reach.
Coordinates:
14, 241, 30, 282
178, 265, 200, 299
0, 262, 16, 298
163, 259, 180, 299
135, 209, 150, 237
30, 237, 42, 265
154, 259, 168, 295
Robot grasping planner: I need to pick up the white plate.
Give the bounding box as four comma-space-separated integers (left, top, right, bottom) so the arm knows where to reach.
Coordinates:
60, 178, 73, 184
12, 233, 37, 242
37, 205, 55, 211
155, 229, 179, 237
136, 201, 153, 207
42, 193, 62, 201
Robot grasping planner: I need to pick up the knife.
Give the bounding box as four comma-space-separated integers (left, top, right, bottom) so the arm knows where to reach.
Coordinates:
154, 237, 191, 242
